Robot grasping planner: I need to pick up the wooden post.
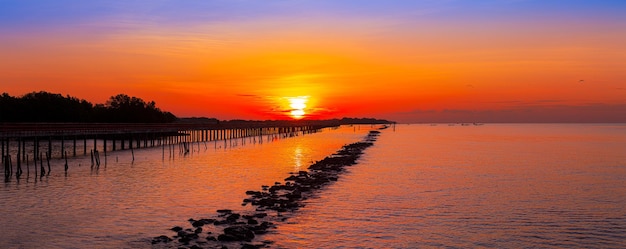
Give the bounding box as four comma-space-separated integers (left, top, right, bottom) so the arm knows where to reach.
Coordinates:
34, 153, 37, 177
61, 136, 65, 159
46, 151, 51, 175
17, 139, 22, 177
26, 154, 30, 178
22, 139, 26, 161
39, 152, 45, 176
1, 139, 4, 165
64, 151, 68, 172
130, 137, 135, 162
73, 136, 77, 157
34, 137, 38, 161
48, 137, 52, 160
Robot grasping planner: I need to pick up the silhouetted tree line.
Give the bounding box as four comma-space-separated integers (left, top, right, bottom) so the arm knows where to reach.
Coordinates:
0, 91, 177, 123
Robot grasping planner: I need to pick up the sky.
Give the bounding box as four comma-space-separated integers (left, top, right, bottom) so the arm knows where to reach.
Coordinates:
1, 0, 625, 122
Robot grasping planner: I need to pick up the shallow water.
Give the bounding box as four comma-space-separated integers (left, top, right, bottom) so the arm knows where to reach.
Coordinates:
265, 124, 626, 248
0, 126, 369, 248
2, 124, 625, 248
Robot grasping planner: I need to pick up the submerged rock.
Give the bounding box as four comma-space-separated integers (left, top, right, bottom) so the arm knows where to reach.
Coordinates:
191, 220, 205, 227
221, 225, 255, 241
151, 235, 172, 244
241, 243, 264, 249
217, 209, 232, 214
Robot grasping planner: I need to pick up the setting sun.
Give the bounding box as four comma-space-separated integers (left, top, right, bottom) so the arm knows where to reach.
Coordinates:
288, 96, 309, 119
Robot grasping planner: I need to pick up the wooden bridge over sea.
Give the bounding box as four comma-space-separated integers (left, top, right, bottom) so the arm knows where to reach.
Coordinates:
1, 121, 350, 180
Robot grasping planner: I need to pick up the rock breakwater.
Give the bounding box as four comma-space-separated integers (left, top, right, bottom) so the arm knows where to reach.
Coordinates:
152, 129, 382, 249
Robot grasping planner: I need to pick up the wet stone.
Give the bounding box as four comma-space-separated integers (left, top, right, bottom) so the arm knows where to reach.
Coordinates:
199, 218, 216, 224
247, 219, 259, 225
217, 209, 232, 214
192, 220, 205, 227
226, 213, 241, 222
241, 243, 264, 249
221, 225, 255, 242
254, 213, 267, 218
151, 235, 172, 244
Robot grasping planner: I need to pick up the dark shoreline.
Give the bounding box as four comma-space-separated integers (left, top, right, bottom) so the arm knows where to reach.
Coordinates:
151, 128, 385, 249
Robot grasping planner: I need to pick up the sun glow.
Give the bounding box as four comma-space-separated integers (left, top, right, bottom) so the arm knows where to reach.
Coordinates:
287, 96, 309, 119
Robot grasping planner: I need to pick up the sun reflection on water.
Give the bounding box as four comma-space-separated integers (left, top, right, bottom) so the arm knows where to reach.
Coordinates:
293, 146, 304, 172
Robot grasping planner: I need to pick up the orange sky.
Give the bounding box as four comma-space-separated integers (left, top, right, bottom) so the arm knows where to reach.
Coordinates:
1, 1, 625, 122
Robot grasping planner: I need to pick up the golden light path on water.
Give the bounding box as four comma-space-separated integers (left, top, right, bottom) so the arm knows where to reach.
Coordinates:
1, 124, 624, 248
0, 125, 371, 248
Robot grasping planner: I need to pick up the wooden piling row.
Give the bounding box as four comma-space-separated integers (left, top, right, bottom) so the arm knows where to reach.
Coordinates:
1, 123, 330, 181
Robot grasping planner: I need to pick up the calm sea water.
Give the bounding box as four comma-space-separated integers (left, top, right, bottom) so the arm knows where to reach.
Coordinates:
1, 124, 625, 248
267, 124, 626, 249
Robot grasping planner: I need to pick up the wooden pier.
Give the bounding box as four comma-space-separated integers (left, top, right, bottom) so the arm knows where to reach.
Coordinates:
1, 121, 341, 180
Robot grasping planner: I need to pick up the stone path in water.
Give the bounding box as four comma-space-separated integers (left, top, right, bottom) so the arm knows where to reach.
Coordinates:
151, 129, 383, 249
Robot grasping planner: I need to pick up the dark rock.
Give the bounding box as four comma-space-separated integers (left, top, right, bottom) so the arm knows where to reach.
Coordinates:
254, 213, 268, 218
217, 209, 232, 214
247, 218, 259, 225
194, 227, 203, 234
178, 236, 191, 244
222, 225, 255, 241
284, 175, 298, 181
207, 236, 217, 241
192, 220, 205, 227
177, 230, 189, 238
241, 243, 263, 249
199, 218, 216, 224
285, 190, 302, 200
250, 221, 272, 234
217, 234, 238, 242
175, 229, 199, 243
171, 226, 183, 232
151, 235, 172, 244
190, 245, 203, 249
246, 190, 262, 196
226, 213, 241, 222
214, 220, 228, 225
